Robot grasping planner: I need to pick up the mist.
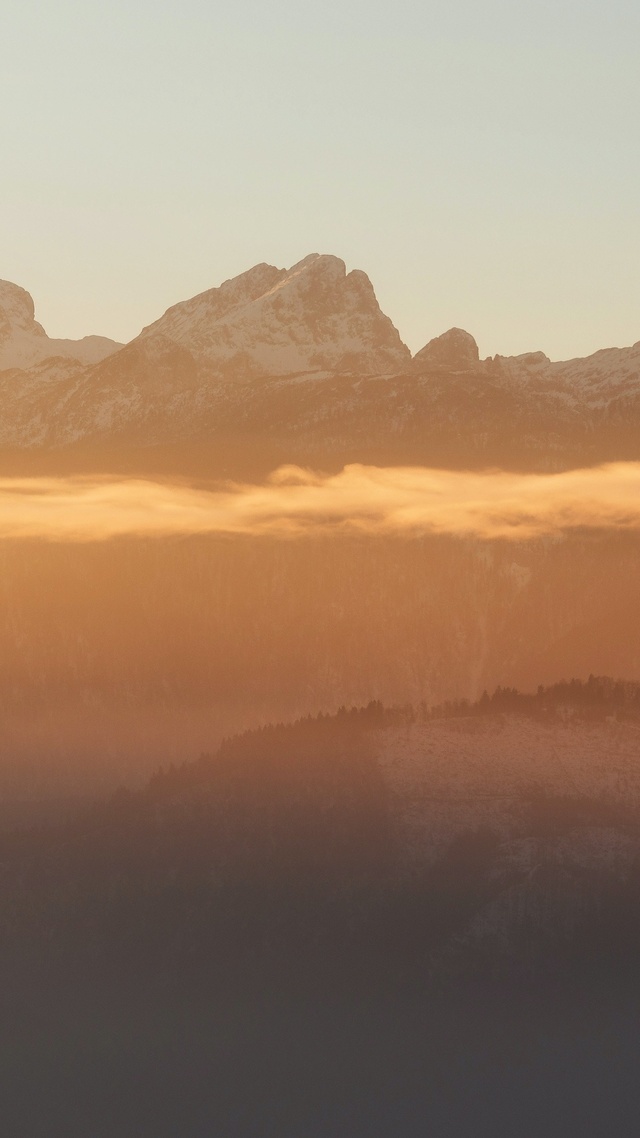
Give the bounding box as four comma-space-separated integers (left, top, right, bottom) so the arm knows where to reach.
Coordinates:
3, 462, 640, 541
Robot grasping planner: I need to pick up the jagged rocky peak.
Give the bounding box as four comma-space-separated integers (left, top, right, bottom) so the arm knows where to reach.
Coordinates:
412, 327, 480, 372
136, 253, 412, 378
0, 278, 121, 371
0, 280, 47, 343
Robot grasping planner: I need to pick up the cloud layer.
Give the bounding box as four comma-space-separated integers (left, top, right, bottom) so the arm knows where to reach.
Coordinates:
1, 464, 640, 542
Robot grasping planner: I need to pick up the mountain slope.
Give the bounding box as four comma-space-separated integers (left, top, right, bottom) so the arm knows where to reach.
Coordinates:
135, 253, 411, 378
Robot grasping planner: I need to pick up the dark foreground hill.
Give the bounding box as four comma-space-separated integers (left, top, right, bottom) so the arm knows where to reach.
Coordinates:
3, 682, 640, 1135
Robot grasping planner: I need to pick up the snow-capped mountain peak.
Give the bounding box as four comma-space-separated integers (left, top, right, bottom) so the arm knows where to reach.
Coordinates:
135, 254, 412, 378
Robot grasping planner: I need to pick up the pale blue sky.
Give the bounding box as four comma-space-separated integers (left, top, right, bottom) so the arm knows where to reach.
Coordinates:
1, 0, 638, 359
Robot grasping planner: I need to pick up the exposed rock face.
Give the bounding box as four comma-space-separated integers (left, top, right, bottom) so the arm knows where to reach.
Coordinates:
135, 254, 411, 377
412, 327, 480, 372
0, 280, 47, 343
0, 279, 121, 370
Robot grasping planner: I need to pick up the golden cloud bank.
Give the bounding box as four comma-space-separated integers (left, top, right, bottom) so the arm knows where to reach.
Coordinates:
0, 463, 640, 542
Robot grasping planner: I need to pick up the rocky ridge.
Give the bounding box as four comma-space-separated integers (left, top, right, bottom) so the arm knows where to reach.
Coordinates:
0, 256, 639, 470
0, 280, 121, 371
135, 253, 411, 378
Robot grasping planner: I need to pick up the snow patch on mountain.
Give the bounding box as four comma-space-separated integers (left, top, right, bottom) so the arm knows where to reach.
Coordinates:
135, 254, 411, 378
490, 340, 640, 407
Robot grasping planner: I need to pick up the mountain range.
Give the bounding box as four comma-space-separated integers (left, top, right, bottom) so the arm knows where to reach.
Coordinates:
1, 253, 639, 473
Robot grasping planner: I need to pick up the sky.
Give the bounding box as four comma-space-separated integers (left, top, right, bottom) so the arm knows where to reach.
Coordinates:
1, 0, 639, 360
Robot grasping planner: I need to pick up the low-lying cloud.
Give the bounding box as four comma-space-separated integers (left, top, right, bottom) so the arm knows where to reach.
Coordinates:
1, 463, 640, 541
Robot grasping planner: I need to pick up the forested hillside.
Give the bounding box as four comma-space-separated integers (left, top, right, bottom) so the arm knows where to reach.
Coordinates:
2, 531, 640, 797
